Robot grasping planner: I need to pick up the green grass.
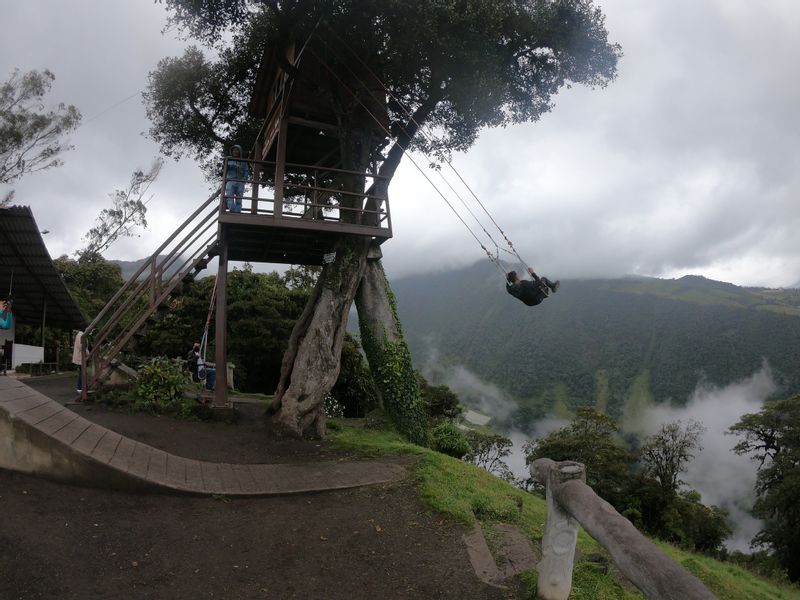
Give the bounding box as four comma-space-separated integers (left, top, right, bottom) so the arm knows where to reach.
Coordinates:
330, 422, 800, 600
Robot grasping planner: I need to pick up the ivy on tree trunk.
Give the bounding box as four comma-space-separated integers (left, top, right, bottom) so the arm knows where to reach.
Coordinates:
356, 259, 427, 445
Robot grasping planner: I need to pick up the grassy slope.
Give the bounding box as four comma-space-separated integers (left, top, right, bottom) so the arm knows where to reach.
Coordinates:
330, 423, 800, 600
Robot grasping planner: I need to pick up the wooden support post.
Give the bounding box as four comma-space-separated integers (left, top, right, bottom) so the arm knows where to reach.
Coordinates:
531, 458, 718, 600
40, 297, 46, 350
251, 142, 262, 214
80, 334, 88, 402
214, 230, 229, 407
273, 116, 288, 219
536, 461, 585, 600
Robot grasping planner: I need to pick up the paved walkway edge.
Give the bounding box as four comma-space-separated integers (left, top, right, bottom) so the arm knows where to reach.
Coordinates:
0, 377, 406, 496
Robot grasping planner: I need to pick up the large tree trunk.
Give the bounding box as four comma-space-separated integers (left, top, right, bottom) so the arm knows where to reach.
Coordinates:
271, 90, 439, 439
355, 255, 427, 445
272, 236, 370, 437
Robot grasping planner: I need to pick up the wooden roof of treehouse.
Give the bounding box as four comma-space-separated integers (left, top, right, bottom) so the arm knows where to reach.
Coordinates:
248, 40, 389, 168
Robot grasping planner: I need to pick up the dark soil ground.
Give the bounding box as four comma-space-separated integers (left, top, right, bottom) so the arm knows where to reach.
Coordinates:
1, 375, 515, 600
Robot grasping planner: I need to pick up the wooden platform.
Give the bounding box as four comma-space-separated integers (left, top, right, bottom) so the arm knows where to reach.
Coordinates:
220, 213, 390, 264
0, 377, 406, 496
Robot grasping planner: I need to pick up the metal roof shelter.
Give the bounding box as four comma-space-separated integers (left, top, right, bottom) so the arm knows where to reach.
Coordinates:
0, 205, 87, 329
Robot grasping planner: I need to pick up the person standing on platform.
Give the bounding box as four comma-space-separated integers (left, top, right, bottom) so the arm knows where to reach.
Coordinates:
224, 144, 249, 213
72, 330, 84, 393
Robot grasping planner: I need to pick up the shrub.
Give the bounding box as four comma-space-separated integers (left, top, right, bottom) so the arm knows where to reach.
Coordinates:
418, 373, 462, 422
134, 356, 196, 417
330, 335, 378, 417
431, 421, 470, 458
464, 430, 513, 480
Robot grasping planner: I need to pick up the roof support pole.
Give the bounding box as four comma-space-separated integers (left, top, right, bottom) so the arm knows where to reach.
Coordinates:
273, 115, 288, 220
40, 297, 46, 350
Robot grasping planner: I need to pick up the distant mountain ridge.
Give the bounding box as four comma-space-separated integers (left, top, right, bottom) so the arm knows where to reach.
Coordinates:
113, 256, 174, 281
391, 262, 800, 431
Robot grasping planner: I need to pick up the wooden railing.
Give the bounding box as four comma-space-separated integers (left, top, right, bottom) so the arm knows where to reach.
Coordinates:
80, 190, 222, 398
530, 458, 718, 600
221, 157, 391, 235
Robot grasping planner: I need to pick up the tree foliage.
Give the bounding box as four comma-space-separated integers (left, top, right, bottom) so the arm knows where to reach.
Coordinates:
138, 268, 309, 392
143, 45, 263, 176
417, 373, 462, 423
464, 429, 514, 481
148, 0, 621, 176
730, 395, 800, 581
526, 407, 634, 506
0, 68, 81, 203
329, 334, 379, 417
53, 255, 124, 319
525, 408, 731, 554
639, 419, 706, 498
79, 158, 164, 260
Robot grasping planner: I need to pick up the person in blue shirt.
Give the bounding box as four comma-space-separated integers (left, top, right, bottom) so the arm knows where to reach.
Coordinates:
225, 144, 250, 213
0, 298, 13, 330
506, 267, 559, 306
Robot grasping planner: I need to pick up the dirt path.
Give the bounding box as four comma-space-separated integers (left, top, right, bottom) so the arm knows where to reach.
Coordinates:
1, 376, 514, 599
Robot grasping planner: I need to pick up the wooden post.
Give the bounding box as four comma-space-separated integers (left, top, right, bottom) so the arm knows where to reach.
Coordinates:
531, 458, 718, 600
536, 461, 584, 600
214, 229, 229, 407
273, 116, 288, 219
251, 142, 262, 214
40, 297, 46, 350
80, 334, 88, 402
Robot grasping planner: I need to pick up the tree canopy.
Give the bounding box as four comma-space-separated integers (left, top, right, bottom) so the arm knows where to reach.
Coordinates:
148, 0, 621, 176
730, 395, 800, 581
0, 69, 81, 204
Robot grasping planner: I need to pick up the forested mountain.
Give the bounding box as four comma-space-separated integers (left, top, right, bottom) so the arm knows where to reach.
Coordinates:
391, 262, 800, 431
114, 256, 172, 281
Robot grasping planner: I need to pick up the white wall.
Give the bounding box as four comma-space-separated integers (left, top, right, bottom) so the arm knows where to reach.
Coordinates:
12, 344, 44, 368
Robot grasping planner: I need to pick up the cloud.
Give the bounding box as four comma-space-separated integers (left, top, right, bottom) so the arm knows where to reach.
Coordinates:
420, 346, 518, 422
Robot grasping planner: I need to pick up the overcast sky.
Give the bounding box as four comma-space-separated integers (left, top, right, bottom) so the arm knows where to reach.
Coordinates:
2, 0, 799, 287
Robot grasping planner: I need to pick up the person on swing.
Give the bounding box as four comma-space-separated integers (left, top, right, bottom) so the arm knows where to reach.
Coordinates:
187, 342, 216, 393
506, 267, 560, 306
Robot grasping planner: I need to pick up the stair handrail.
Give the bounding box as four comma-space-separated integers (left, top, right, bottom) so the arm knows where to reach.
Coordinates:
84, 189, 221, 335
87, 205, 219, 358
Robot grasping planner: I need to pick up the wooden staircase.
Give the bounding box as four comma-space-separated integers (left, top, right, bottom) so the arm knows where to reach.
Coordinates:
80, 191, 221, 397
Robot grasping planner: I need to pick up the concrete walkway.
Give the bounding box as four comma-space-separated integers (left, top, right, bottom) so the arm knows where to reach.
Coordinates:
0, 377, 406, 495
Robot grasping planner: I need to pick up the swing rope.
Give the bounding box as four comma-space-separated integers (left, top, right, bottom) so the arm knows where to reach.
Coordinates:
199, 276, 218, 364
319, 24, 531, 270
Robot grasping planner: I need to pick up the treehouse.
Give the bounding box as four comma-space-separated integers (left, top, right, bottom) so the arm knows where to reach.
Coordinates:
220, 38, 393, 265
78, 37, 393, 406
